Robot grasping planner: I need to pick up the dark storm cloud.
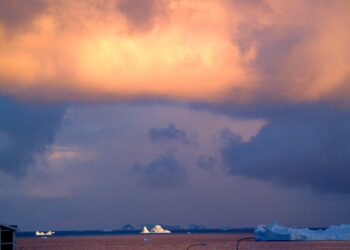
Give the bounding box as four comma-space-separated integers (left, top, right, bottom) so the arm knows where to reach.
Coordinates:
149, 123, 196, 146
219, 105, 350, 194
131, 154, 187, 189
0, 96, 65, 175
0, 0, 47, 29
116, 0, 166, 30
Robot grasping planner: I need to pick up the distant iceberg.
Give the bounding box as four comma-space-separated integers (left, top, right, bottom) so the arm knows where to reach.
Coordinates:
141, 226, 150, 234
147, 225, 171, 234
255, 223, 350, 241
140, 225, 171, 234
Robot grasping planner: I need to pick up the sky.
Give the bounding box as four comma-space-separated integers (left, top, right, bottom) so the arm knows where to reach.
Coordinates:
1, 0, 350, 230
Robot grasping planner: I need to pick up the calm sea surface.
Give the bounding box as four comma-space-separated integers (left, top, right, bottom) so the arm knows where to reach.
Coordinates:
17, 233, 350, 250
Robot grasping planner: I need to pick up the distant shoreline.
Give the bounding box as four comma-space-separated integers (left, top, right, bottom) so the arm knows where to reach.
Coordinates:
16, 228, 255, 238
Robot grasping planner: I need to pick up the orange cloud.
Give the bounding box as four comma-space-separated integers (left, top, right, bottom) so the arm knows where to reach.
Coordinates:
0, 0, 349, 104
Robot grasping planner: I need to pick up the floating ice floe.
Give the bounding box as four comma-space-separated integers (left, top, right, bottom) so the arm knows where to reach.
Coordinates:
140, 225, 171, 234
255, 223, 350, 241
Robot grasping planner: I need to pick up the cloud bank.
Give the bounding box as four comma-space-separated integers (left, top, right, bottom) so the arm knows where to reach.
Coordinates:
0, 96, 65, 175
0, 0, 46, 30
219, 105, 350, 194
149, 123, 196, 146
0, 0, 349, 104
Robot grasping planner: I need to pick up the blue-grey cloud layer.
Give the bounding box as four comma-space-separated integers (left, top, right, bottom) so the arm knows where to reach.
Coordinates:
197, 155, 216, 172
0, 96, 65, 175
149, 123, 196, 146
132, 154, 187, 189
220, 105, 350, 194
2, 102, 350, 230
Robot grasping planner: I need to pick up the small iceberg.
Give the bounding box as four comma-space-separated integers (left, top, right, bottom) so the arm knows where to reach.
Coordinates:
150, 225, 171, 234
141, 226, 150, 234
255, 223, 350, 241
140, 225, 171, 234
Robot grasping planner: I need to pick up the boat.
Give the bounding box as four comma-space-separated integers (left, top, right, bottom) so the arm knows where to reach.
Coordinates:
35, 230, 55, 236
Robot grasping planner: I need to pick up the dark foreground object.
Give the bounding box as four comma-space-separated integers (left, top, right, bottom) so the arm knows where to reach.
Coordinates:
1, 224, 17, 250
17, 233, 350, 250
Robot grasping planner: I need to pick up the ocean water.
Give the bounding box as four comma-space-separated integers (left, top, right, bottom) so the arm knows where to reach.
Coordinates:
17, 233, 350, 250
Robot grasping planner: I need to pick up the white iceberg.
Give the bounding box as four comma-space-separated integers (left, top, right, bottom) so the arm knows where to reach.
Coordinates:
150, 225, 171, 234
255, 223, 350, 241
140, 226, 150, 234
